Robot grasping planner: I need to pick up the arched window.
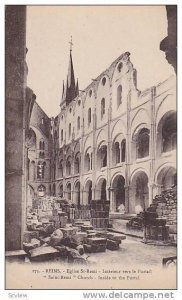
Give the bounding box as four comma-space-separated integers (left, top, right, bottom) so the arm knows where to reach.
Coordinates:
61, 129, 63, 142
67, 183, 71, 200
42, 141, 45, 150
59, 160, 63, 177
69, 123, 71, 139
114, 142, 120, 164
117, 62, 123, 72
39, 141, 42, 150
162, 114, 177, 152
74, 153, 80, 174
85, 153, 90, 172
101, 98, 105, 119
66, 157, 71, 176
88, 108, 91, 126
77, 116, 80, 131
59, 185, 63, 198
117, 85, 122, 108
99, 145, 107, 168
121, 139, 126, 162
37, 161, 46, 179
137, 128, 150, 158
39, 152, 45, 158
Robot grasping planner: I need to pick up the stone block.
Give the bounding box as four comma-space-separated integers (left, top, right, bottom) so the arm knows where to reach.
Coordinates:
39, 236, 51, 245
96, 231, 108, 238
29, 246, 60, 262
81, 225, 93, 232
86, 230, 96, 234
50, 229, 64, 246
107, 232, 126, 242
72, 232, 87, 244
76, 245, 85, 255
59, 216, 68, 228
106, 239, 120, 251
83, 244, 93, 253
61, 227, 79, 238
87, 233, 97, 238
87, 237, 107, 246
54, 245, 68, 258
23, 238, 41, 253
23, 231, 39, 243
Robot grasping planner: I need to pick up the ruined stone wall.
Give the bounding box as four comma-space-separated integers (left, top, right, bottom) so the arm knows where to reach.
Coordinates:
153, 186, 177, 233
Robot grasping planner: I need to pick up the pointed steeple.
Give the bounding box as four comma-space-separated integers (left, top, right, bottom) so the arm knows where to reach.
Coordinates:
65, 36, 77, 105
76, 78, 79, 97
60, 37, 79, 107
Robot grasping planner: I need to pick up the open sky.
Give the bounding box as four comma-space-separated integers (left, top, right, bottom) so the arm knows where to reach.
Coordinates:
26, 5, 175, 117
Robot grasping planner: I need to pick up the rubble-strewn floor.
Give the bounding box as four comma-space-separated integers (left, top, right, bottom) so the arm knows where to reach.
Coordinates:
91, 236, 177, 267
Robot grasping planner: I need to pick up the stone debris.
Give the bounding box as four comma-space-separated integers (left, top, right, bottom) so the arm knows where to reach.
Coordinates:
29, 246, 60, 262
107, 232, 126, 241
23, 231, 39, 243
49, 229, 64, 246
60, 226, 79, 238
85, 237, 107, 253
25, 206, 127, 263
23, 238, 41, 252
81, 225, 93, 232
106, 239, 120, 251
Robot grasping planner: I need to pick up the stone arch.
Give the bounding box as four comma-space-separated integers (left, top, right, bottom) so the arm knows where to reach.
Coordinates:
84, 179, 92, 205
27, 127, 37, 149
112, 133, 126, 165
73, 180, 81, 207
156, 110, 176, 157
95, 177, 107, 201
111, 174, 125, 212
130, 170, 149, 213
156, 94, 176, 126
154, 163, 176, 194
96, 141, 107, 169
131, 124, 150, 161
84, 146, 92, 172
65, 182, 71, 201
59, 182, 63, 198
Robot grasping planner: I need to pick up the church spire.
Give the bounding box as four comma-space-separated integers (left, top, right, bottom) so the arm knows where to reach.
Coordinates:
65, 36, 77, 105
76, 78, 79, 97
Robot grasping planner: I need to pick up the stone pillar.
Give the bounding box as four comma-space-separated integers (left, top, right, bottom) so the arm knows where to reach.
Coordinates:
109, 189, 115, 212
5, 6, 27, 250
124, 185, 129, 213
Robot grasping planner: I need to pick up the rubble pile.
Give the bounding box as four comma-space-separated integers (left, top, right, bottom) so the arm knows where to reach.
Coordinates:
153, 186, 177, 240
24, 211, 126, 264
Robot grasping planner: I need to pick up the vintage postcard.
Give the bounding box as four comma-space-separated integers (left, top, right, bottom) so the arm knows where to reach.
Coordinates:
5, 5, 177, 290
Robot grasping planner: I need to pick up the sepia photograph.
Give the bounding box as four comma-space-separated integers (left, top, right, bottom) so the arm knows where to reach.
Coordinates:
5, 5, 177, 290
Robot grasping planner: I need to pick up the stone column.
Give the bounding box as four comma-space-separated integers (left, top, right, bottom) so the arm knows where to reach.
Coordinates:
5, 6, 27, 251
